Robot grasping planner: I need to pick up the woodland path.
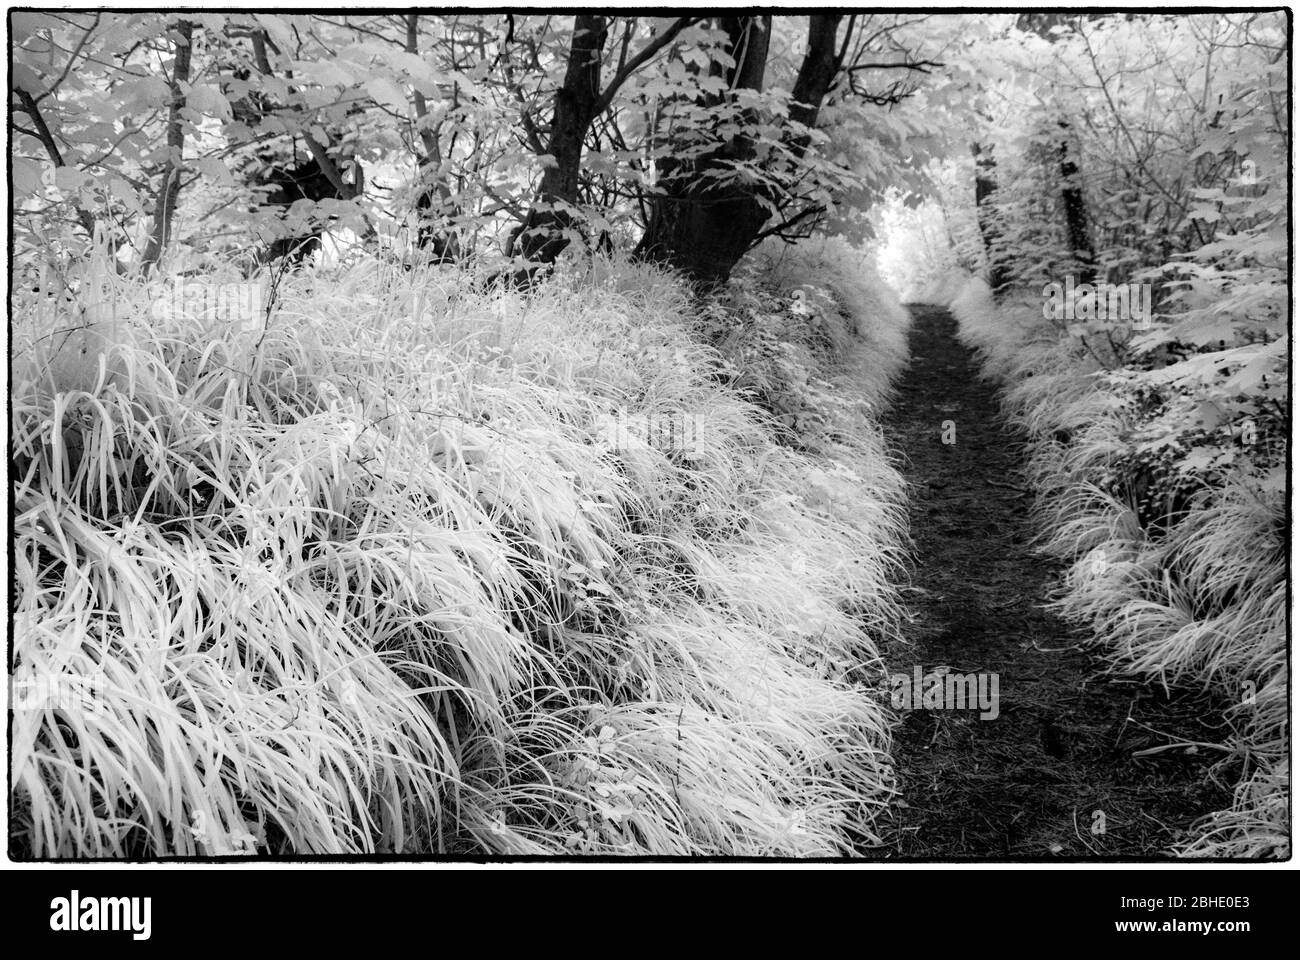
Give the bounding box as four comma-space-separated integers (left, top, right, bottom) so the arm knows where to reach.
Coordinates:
866, 304, 1227, 859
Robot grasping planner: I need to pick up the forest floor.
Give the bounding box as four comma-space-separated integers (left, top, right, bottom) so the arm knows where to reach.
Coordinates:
865, 304, 1231, 859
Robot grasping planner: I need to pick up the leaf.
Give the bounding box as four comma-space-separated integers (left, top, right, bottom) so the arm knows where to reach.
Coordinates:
185, 83, 231, 119
12, 157, 42, 196
1179, 447, 1220, 472
54, 167, 88, 194
195, 156, 235, 187
107, 175, 143, 214
11, 61, 43, 95
255, 13, 296, 53
1220, 348, 1280, 395
1191, 400, 1223, 430
365, 77, 408, 114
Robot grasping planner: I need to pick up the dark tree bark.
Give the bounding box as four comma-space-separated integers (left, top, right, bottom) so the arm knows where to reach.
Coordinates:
971, 140, 1010, 291
407, 14, 461, 263
634, 15, 851, 287
1015, 16, 1098, 278
414, 176, 459, 263
499, 16, 697, 284
632, 16, 774, 287
142, 20, 194, 271
1057, 120, 1095, 274
789, 15, 843, 135
222, 30, 368, 264
509, 15, 610, 265
261, 156, 361, 264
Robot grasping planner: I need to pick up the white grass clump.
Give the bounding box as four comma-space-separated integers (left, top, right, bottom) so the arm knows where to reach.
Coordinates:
749, 236, 911, 410
948, 275, 1288, 859
11, 248, 909, 857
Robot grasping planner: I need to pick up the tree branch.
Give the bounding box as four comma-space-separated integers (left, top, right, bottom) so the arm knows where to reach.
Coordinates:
845, 58, 943, 72
31, 12, 101, 104
590, 16, 701, 117
12, 87, 99, 242
142, 19, 194, 270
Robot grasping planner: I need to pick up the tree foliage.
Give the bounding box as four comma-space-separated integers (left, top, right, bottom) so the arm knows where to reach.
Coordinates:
12, 13, 952, 280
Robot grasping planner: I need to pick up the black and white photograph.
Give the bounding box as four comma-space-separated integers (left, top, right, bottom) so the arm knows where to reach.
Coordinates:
3, 2, 1292, 934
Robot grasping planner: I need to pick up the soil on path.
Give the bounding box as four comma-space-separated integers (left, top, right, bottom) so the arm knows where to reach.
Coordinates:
868, 304, 1229, 859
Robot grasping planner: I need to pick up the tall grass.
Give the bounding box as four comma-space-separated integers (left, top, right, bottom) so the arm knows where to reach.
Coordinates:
10, 243, 911, 856
946, 276, 1288, 859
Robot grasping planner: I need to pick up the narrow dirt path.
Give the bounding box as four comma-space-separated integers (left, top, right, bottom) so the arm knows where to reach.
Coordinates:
870, 304, 1228, 859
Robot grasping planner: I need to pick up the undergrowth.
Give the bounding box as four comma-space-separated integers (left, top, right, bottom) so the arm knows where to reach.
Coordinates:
947, 275, 1287, 860
10, 239, 911, 857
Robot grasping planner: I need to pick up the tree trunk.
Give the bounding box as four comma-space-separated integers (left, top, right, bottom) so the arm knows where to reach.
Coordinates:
237, 31, 371, 263
509, 15, 608, 265
970, 140, 1010, 291
1057, 120, 1095, 274
262, 156, 355, 263
633, 16, 773, 286
141, 20, 194, 271
789, 15, 843, 135
407, 14, 461, 262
